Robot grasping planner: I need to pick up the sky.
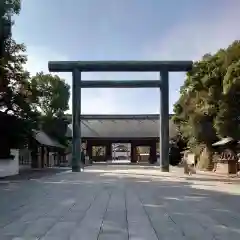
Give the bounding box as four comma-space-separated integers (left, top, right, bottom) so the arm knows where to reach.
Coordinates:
12, 0, 240, 114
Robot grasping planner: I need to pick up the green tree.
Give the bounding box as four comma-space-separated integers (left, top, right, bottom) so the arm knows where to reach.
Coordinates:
1, 0, 21, 59
0, 0, 31, 118
0, 1, 38, 157
172, 40, 240, 170
215, 59, 240, 138
30, 72, 70, 118
0, 0, 24, 110
29, 72, 70, 146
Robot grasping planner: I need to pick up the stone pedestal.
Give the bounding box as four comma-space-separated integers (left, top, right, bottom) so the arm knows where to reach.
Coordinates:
0, 149, 19, 177
216, 161, 238, 174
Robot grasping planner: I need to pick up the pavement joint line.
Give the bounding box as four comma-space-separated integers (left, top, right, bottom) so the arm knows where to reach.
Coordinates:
40, 188, 103, 239
124, 188, 130, 240
136, 189, 160, 240
97, 188, 113, 240
1, 165, 240, 239
137, 187, 187, 238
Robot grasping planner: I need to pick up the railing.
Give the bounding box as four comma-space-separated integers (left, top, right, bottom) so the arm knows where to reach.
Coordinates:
19, 149, 32, 166
213, 150, 238, 163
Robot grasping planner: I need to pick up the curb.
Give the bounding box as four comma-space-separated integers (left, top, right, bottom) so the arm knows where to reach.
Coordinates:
197, 170, 240, 179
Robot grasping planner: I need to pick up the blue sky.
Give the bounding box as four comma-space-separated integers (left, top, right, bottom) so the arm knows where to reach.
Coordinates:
13, 0, 240, 114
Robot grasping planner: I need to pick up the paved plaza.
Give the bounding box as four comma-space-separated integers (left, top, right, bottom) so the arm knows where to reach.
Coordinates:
1, 164, 240, 240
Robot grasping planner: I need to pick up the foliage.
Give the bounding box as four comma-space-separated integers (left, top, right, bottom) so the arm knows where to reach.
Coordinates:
0, 0, 39, 158
0, 112, 23, 157
30, 72, 70, 118
0, 0, 21, 57
214, 59, 240, 138
0, 1, 70, 156
172, 40, 240, 169
0, 39, 32, 116
170, 134, 187, 153
29, 72, 70, 146
40, 115, 69, 146
169, 144, 182, 166
0, 0, 26, 114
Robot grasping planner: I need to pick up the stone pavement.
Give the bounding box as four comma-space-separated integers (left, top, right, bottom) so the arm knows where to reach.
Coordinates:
1, 164, 240, 240
0, 167, 69, 181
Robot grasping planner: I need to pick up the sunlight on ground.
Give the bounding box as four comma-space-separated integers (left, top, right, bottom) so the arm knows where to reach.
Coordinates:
85, 165, 240, 195
26, 165, 240, 196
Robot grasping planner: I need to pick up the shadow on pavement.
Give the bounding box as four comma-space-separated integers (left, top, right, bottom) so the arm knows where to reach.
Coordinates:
1, 164, 240, 239
0, 167, 70, 181
83, 167, 240, 238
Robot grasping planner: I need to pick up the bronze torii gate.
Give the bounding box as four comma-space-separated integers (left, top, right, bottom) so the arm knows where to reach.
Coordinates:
48, 61, 192, 172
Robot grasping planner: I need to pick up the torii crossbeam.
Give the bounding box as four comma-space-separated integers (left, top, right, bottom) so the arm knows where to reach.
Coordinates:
48, 60, 192, 172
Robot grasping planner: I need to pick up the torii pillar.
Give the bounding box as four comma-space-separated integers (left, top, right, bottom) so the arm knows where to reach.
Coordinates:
48, 61, 192, 172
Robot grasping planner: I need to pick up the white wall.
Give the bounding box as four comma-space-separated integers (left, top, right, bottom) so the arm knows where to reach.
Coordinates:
0, 149, 19, 178
186, 152, 195, 164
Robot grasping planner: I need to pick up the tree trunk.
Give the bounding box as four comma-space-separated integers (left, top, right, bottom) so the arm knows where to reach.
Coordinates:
197, 145, 214, 171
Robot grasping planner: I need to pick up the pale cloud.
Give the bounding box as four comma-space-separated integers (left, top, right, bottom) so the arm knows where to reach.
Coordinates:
16, 1, 240, 115
145, 1, 240, 61
143, 1, 240, 110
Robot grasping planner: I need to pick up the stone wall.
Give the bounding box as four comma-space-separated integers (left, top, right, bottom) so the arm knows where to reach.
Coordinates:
0, 149, 19, 177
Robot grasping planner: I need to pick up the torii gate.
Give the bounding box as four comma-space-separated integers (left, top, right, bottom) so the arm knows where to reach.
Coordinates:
48, 61, 192, 172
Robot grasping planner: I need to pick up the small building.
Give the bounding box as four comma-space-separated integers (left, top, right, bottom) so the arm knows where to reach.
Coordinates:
212, 137, 239, 175
1, 130, 66, 177
19, 130, 66, 169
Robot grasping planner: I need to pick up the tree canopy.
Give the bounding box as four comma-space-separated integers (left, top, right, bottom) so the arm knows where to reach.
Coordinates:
0, 0, 38, 156
172, 40, 240, 168
29, 72, 70, 146
0, 0, 21, 57
0, 1, 70, 156
30, 72, 70, 118
0, 0, 28, 117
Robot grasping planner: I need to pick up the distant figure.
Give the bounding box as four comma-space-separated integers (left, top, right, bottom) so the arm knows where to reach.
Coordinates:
188, 163, 195, 176
183, 152, 196, 175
